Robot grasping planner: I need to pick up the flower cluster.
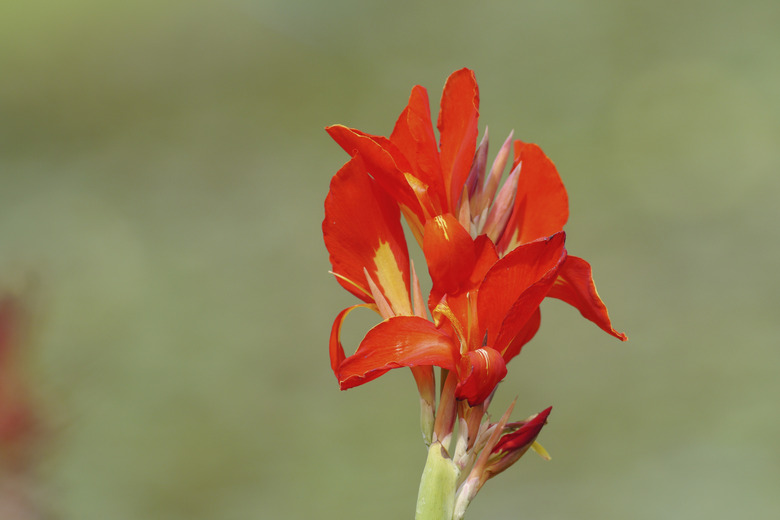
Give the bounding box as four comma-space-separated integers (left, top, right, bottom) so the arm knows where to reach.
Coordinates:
323, 68, 625, 518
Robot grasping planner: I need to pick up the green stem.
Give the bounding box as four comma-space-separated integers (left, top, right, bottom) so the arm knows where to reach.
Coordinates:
415, 442, 460, 520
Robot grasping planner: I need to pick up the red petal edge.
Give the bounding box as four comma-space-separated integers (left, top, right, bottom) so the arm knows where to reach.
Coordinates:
323, 155, 411, 306
547, 255, 627, 341
497, 142, 569, 253
338, 316, 458, 390
437, 68, 480, 211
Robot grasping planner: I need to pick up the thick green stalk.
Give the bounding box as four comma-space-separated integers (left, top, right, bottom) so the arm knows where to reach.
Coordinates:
415, 442, 459, 520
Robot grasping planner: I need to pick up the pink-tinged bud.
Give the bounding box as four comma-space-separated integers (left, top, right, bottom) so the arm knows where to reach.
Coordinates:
483, 406, 552, 480
464, 128, 489, 201
457, 184, 471, 232
481, 161, 521, 242
454, 399, 517, 518
471, 130, 513, 217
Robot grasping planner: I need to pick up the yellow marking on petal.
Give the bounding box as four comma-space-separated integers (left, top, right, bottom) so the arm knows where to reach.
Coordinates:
373, 241, 412, 316
404, 172, 439, 222
432, 300, 466, 354
404, 172, 428, 195
476, 348, 490, 370
531, 441, 552, 461
434, 215, 450, 241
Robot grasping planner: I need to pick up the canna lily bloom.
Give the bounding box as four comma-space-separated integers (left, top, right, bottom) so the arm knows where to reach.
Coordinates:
324, 68, 628, 520
325, 69, 625, 405
327, 68, 625, 348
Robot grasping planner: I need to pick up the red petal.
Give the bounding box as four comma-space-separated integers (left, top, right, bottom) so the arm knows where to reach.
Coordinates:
500, 307, 541, 363
478, 232, 567, 354
390, 85, 446, 214
548, 255, 627, 341
338, 316, 458, 390
492, 406, 551, 454
329, 304, 374, 377
423, 214, 477, 298
437, 68, 480, 211
455, 347, 507, 406
469, 235, 500, 288
323, 156, 411, 313
326, 125, 427, 234
497, 142, 569, 253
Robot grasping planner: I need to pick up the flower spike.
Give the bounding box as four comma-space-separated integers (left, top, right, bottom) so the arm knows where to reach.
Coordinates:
324, 68, 626, 520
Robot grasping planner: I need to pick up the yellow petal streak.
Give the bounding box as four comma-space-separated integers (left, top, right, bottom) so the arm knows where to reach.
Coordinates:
432, 301, 466, 354
434, 215, 450, 241
373, 241, 412, 316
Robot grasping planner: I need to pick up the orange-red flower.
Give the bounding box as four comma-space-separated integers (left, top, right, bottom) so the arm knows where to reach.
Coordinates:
325, 68, 625, 406
324, 68, 627, 518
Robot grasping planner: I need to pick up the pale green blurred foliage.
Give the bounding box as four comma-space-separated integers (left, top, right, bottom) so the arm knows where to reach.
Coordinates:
0, 1, 778, 519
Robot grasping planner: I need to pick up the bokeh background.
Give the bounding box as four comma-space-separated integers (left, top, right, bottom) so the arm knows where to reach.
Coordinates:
1, 1, 778, 519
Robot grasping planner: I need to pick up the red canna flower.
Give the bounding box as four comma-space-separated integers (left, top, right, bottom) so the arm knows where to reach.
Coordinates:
326, 68, 625, 348
323, 68, 628, 519
325, 69, 625, 406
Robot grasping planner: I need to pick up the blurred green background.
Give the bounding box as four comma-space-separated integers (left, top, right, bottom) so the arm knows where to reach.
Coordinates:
1, 0, 778, 518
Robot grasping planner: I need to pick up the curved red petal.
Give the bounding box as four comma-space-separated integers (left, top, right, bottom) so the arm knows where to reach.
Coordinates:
390, 85, 446, 214
437, 68, 480, 211
478, 232, 567, 351
423, 214, 477, 298
497, 142, 569, 253
338, 316, 458, 390
329, 304, 375, 376
326, 125, 427, 233
494, 254, 565, 356
548, 255, 627, 341
323, 156, 411, 313
455, 347, 507, 406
